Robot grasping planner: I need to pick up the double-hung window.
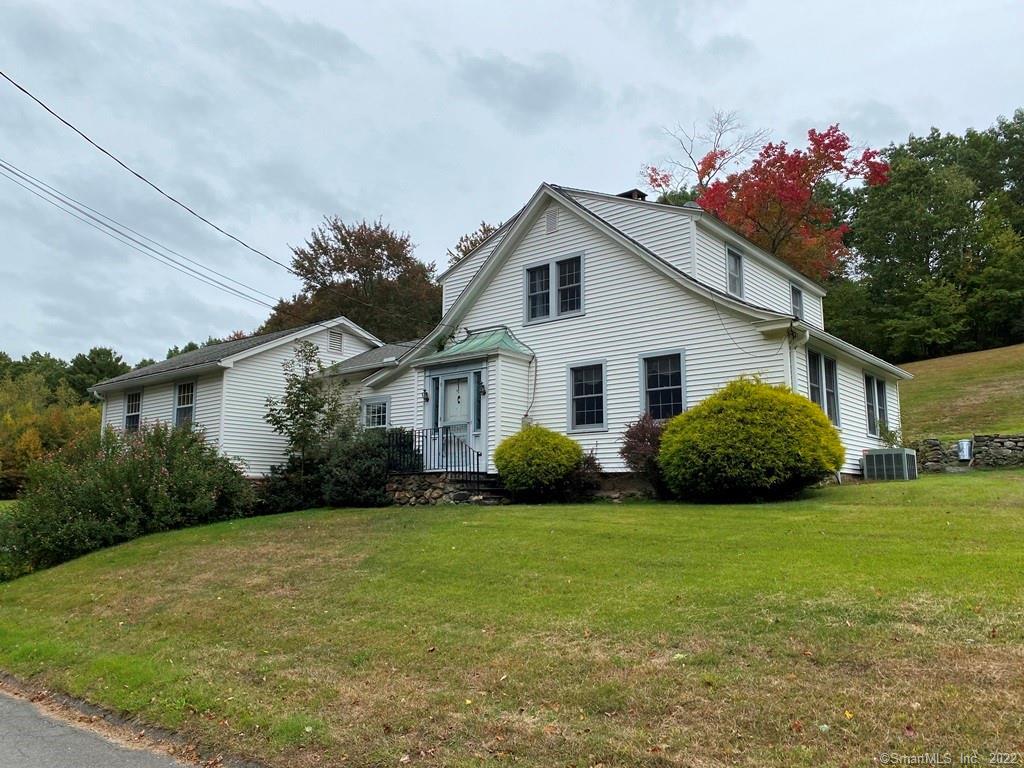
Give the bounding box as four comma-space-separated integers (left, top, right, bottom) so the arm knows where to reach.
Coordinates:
864, 374, 888, 436
791, 285, 804, 320
363, 397, 388, 428
124, 391, 142, 433
174, 382, 195, 427
727, 246, 744, 297
526, 265, 550, 321
526, 254, 583, 322
643, 352, 684, 420
807, 350, 839, 425
569, 362, 605, 431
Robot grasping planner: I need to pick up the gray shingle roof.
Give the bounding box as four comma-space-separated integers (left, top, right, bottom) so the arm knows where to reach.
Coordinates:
94, 325, 315, 389
326, 340, 420, 376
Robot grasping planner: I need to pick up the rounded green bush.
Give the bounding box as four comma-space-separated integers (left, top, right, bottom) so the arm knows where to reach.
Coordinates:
494, 424, 584, 501
658, 378, 845, 502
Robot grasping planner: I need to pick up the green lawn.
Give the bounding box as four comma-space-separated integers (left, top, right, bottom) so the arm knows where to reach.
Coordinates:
2, 474, 1023, 766
901, 342, 1024, 439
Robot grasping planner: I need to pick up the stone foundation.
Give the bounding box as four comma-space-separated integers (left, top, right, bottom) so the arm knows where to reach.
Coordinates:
909, 434, 1024, 472
386, 473, 493, 506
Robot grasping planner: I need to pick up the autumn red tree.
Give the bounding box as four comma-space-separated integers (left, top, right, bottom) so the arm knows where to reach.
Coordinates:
696, 126, 888, 279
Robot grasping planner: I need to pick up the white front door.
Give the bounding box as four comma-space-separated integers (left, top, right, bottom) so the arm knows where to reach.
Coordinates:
441, 376, 470, 427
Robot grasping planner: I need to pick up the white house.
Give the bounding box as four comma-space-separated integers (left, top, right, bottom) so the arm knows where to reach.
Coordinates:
327, 183, 911, 477
91, 317, 381, 476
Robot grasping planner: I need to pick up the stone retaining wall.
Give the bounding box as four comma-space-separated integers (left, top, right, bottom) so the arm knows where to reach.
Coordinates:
909, 434, 1024, 472
386, 473, 489, 506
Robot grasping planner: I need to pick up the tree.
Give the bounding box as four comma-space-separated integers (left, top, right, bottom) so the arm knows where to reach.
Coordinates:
264, 341, 346, 472
643, 110, 769, 201
447, 220, 501, 268
263, 217, 441, 342
695, 126, 888, 279
66, 347, 130, 400
134, 358, 157, 370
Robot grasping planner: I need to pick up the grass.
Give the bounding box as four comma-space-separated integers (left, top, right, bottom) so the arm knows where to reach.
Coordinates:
2, 473, 1024, 766
901, 342, 1024, 439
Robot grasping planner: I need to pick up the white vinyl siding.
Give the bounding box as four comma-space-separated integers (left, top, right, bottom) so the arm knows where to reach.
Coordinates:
568, 193, 694, 274
455, 200, 785, 471
440, 236, 504, 316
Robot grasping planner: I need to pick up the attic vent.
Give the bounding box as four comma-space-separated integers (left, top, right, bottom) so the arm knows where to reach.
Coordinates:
545, 208, 558, 234
328, 329, 344, 354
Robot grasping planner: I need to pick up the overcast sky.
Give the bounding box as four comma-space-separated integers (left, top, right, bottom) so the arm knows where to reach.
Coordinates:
2, 0, 1021, 363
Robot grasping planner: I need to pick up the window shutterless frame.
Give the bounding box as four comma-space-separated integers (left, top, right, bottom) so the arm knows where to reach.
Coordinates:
864, 373, 888, 437
124, 390, 142, 432
523, 252, 585, 325
806, 349, 839, 426
791, 284, 804, 320
173, 381, 196, 427
726, 245, 744, 298
361, 396, 390, 428
638, 349, 686, 420
566, 359, 607, 432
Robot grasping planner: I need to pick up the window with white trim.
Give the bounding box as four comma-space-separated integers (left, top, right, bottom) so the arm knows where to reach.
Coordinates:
569, 363, 605, 430
864, 374, 888, 436
642, 353, 684, 420
807, 350, 839, 425
791, 284, 804, 320
525, 255, 584, 322
727, 246, 744, 297
124, 391, 142, 433
362, 398, 388, 428
174, 382, 195, 427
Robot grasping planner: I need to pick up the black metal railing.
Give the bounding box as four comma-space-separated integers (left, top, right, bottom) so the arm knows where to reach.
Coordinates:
386, 426, 481, 488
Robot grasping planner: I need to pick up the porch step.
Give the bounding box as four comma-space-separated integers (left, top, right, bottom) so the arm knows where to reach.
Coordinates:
455, 474, 511, 505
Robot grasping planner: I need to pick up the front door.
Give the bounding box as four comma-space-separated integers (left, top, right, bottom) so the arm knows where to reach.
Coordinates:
441, 376, 470, 429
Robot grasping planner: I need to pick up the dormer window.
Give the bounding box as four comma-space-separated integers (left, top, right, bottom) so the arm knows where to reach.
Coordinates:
727, 246, 744, 297
525, 254, 584, 323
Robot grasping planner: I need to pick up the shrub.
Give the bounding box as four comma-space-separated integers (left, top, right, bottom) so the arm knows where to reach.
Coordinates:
658, 378, 844, 502
494, 424, 586, 502
619, 413, 669, 497
321, 429, 391, 507
0, 424, 253, 579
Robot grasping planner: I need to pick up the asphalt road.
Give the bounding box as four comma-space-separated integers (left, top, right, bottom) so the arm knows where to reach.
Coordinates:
0, 691, 187, 768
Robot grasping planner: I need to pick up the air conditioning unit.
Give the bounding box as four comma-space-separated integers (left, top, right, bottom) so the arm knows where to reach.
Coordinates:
862, 448, 919, 481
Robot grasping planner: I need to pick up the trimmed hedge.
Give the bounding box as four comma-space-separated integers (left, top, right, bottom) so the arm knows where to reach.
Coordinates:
494, 424, 586, 502
658, 378, 844, 502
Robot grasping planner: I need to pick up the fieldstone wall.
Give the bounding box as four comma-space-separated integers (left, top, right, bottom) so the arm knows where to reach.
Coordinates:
909, 434, 1024, 472
386, 473, 492, 506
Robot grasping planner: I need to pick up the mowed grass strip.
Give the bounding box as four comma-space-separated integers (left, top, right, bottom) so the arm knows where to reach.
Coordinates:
1, 472, 1023, 767
901, 342, 1024, 440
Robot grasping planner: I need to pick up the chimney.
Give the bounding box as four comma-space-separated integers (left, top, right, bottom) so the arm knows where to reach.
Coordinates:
616, 188, 647, 201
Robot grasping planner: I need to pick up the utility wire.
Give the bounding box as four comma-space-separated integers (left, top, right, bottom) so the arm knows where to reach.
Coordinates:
0, 157, 281, 304
0, 157, 438, 351
0, 71, 461, 342
0, 69, 293, 272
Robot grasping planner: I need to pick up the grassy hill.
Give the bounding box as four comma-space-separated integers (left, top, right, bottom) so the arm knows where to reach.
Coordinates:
900, 342, 1024, 440
2, 474, 1023, 767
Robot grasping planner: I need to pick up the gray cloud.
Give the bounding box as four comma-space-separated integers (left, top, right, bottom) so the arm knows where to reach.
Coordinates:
1, 0, 1021, 362
453, 52, 606, 130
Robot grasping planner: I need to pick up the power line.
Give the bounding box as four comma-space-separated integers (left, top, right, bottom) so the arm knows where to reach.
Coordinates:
0, 158, 435, 350
0, 166, 281, 310
0, 69, 293, 272
0, 157, 281, 304
0, 70, 461, 343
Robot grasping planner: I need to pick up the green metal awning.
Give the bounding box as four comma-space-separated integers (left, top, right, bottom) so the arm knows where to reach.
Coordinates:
415, 327, 533, 367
